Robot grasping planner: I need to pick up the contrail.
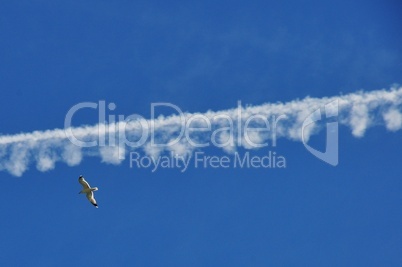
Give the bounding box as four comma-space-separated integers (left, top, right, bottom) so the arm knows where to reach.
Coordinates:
1, 86, 401, 176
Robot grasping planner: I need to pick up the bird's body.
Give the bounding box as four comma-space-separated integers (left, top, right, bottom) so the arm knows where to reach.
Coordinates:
78, 175, 98, 208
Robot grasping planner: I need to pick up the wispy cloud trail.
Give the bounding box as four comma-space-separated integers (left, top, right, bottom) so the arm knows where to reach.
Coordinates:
1, 86, 402, 176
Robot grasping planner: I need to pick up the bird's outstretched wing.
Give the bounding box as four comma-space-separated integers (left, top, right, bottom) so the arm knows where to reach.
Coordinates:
86, 191, 98, 208
79, 176, 91, 189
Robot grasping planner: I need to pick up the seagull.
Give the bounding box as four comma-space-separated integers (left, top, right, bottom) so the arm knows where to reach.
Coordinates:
78, 175, 99, 208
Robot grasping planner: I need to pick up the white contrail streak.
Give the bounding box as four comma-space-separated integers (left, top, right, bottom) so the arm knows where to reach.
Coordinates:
1, 86, 401, 176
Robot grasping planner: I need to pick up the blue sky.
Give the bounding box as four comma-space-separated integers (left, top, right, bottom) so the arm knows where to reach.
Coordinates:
0, 1, 402, 266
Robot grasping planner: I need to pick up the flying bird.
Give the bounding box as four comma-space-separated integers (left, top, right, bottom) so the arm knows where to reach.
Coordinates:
78, 175, 99, 208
